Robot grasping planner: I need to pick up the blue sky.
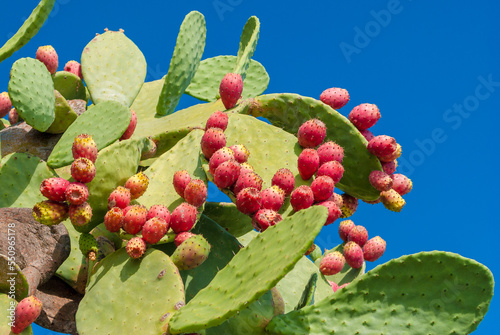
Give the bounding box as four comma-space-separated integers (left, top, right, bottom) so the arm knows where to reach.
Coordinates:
1, 0, 499, 334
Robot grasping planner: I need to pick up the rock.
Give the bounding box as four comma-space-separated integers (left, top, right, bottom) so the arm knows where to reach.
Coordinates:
67, 99, 87, 116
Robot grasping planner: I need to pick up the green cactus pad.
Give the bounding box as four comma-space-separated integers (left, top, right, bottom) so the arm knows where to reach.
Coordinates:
202, 202, 253, 237
0, 119, 7, 130
168, 206, 328, 334
0, 0, 55, 64
308, 244, 322, 262
52, 71, 88, 102
156, 11, 206, 116
45, 90, 78, 134
185, 56, 269, 102
0, 293, 33, 335
8, 57, 55, 132
245, 94, 383, 200
130, 78, 164, 121
47, 100, 131, 168
76, 248, 185, 335
144, 127, 192, 162
295, 273, 318, 310
315, 243, 365, 285
266, 251, 495, 335
237, 229, 259, 247
81, 30, 147, 106
0, 153, 56, 208
0, 254, 29, 301
233, 16, 260, 80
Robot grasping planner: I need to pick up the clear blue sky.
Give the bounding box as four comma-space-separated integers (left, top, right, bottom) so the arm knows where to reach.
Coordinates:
1, 0, 498, 334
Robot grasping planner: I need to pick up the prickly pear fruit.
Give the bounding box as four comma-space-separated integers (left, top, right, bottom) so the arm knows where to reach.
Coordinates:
172, 234, 211, 270
126, 237, 146, 259
71, 157, 96, 183
35, 45, 58, 74
260, 185, 286, 212
328, 280, 339, 292
340, 193, 358, 218
201, 127, 226, 159
239, 162, 254, 174
311, 176, 335, 202
108, 186, 131, 209
317, 141, 344, 164
297, 119, 327, 148
319, 87, 350, 110
297, 148, 320, 180
379, 143, 402, 162
72, 134, 98, 163
360, 129, 375, 142
78, 233, 98, 260
120, 109, 137, 140
316, 161, 344, 184
213, 159, 240, 189
347, 225, 369, 247
11, 296, 42, 334
147, 204, 171, 223
170, 202, 198, 233
343, 241, 364, 269
65, 182, 89, 205
142, 217, 168, 244
317, 200, 342, 225
219, 73, 243, 109
205, 110, 228, 131
122, 205, 148, 235
382, 160, 398, 175
363, 236, 386, 262
8, 108, 20, 124
125, 172, 149, 200
338, 220, 355, 242
232, 170, 263, 196
173, 170, 192, 198
69, 202, 93, 227
319, 251, 345, 276
271, 168, 295, 196
208, 147, 235, 175
391, 173, 413, 196
367, 135, 398, 160
32, 200, 69, 226
290, 185, 314, 212
369, 170, 393, 191
184, 179, 208, 207
104, 207, 123, 232
328, 192, 344, 208
0, 91, 12, 118
229, 144, 250, 163
236, 187, 262, 215
64, 60, 82, 79
349, 103, 380, 130
40, 177, 70, 202
252, 209, 282, 232
380, 189, 406, 212
174, 231, 196, 247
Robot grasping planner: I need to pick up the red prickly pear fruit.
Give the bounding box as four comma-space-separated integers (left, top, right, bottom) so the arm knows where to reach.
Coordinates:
297, 148, 320, 180
32, 200, 69, 226
260, 185, 285, 212
316, 160, 344, 184
340, 193, 358, 218
104, 207, 123, 232
369, 170, 393, 191
65, 182, 89, 205
0, 91, 12, 118
184, 179, 208, 207
360, 129, 375, 142
219, 73, 243, 109
316, 200, 342, 225
347, 225, 369, 247
319, 87, 350, 110
35, 45, 58, 74
367, 135, 398, 160
125, 172, 149, 200
9, 108, 20, 124
142, 217, 168, 244
126, 237, 146, 259
146, 204, 171, 223
11, 296, 42, 334
71, 157, 96, 183
173, 170, 191, 198
338, 220, 355, 242
229, 144, 250, 163
349, 103, 381, 131
209, 147, 235, 175
72, 134, 98, 163
40, 177, 70, 202
236, 187, 262, 215
170, 202, 198, 233
201, 127, 226, 159
363, 236, 386, 262
239, 162, 254, 174
327, 192, 343, 208
391, 173, 413, 196
380, 189, 406, 212
64, 60, 82, 79
328, 280, 340, 292
297, 119, 327, 148
290, 185, 314, 212
252, 209, 282, 232
120, 109, 137, 140
174, 231, 196, 247
205, 110, 228, 131
108, 186, 131, 209
122, 205, 148, 235
311, 176, 335, 202
213, 159, 240, 189
382, 160, 397, 175
379, 143, 402, 162
69, 202, 93, 227
122, 205, 133, 217
317, 141, 344, 165
343, 241, 364, 269
232, 171, 263, 196
271, 168, 295, 196
319, 251, 345, 276
172, 234, 211, 270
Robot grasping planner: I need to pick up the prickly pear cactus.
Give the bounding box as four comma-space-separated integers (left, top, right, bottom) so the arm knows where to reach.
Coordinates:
0, 6, 494, 335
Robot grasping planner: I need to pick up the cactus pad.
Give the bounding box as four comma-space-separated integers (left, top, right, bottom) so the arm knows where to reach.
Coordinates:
0, 254, 29, 301
233, 16, 260, 80
45, 90, 78, 134
202, 202, 253, 237
52, 71, 88, 102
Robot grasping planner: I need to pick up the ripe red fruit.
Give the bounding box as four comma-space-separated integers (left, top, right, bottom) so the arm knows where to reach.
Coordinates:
146, 204, 171, 223
213, 159, 240, 189
316, 160, 344, 184
391, 173, 413, 196
236, 187, 262, 215
36, 45, 58, 74
260, 185, 285, 212
363, 236, 387, 262
297, 148, 320, 180
205, 110, 229, 131
170, 202, 198, 233
122, 205, 148, 235
120, 109, 137, 140
184, 179, 208, 207
317, 141, 344, 164
347, 225, 369, 247
65, 182, 89, 205
104, 207, 123, 232
271, 168, 295, 196
311, 176, 335, 202
290, 185, 314, 212
174, 232, 196, 247
201, 127, 226, 159
343, 241, 364, 269
317, 200, 342, 225
40, 177, 70, 202
252, 209, 282, 232
11, 296, 42, 334
72, 134, 98, 163
367, 135, 398, 160
64, 60, 82, 79
71, 157, 96, 183
219, 73, 243, 109
142, 217, 168, 244
319, 87, 350, 110
369, 170, 393, 191
338, 220, 355, 242
126, 237, 146, 259
349, 103, 380, 131
173, 170, 191, 198
297, 119, 327, 148
319, 251, 346, 276
108, 186, 131, 209
125, 172, 149, 200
